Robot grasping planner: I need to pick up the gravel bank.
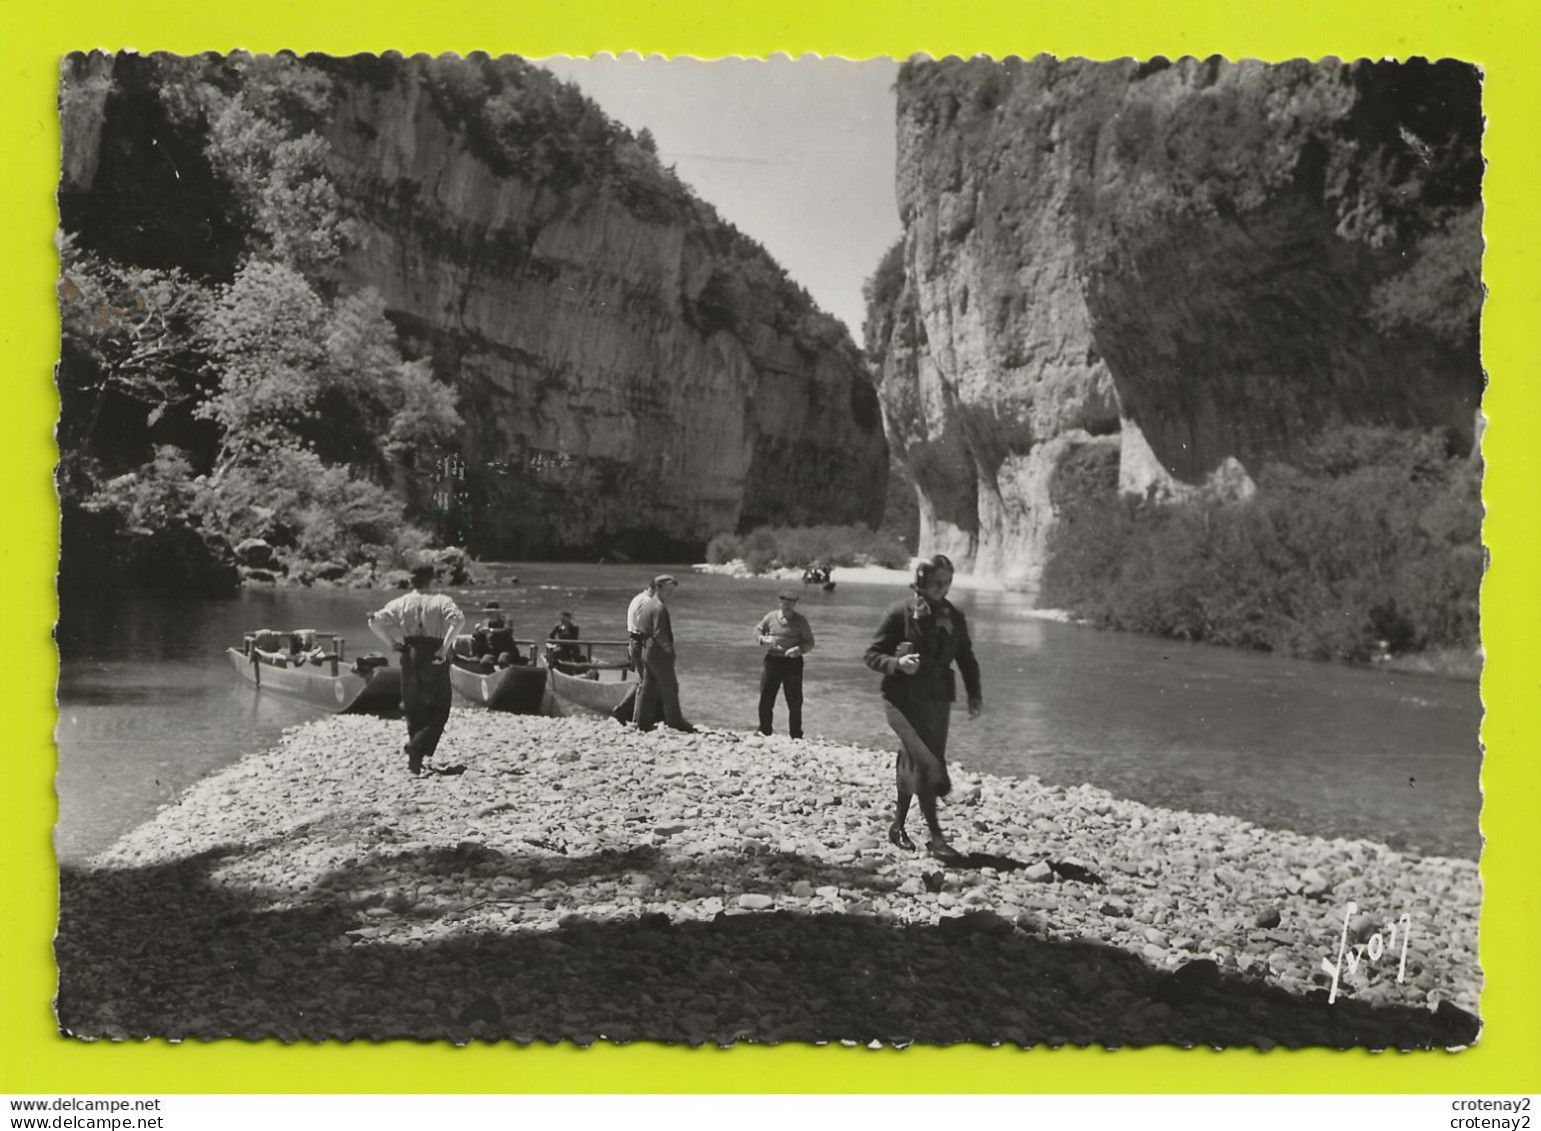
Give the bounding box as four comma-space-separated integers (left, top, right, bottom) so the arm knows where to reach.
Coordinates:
56, 713, 1481, 1048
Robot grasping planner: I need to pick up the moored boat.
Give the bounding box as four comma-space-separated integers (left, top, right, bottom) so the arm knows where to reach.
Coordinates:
448, 635, 547, 713
227, 629, 401, 715
540, 639, 636, 718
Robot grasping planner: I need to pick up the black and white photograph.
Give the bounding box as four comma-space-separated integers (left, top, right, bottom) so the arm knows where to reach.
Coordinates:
52, 50, 1484, 1050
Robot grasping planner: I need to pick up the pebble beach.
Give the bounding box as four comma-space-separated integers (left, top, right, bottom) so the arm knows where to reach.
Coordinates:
55, 712, 1482, 1049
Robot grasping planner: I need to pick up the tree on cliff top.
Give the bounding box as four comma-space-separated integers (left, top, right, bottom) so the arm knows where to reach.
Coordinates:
861, 238, 907, 364
161, 52, 353, 279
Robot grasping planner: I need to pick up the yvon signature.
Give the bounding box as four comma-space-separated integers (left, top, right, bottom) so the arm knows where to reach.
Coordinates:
1321, 900, 1412, 1004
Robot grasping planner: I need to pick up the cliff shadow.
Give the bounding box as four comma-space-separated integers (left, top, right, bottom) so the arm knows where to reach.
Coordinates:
55, 846, 1479, 1050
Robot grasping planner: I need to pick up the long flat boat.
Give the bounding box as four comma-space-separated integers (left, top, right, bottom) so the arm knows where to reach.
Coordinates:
448, 636, 547, 713
227, 630, 401, 715
540, 639, 636, 717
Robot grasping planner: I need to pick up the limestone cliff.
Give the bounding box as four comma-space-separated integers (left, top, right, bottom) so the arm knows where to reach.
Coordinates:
60, 53, 888, 562
317, 56, 887, 558
870, 56, 1482, 593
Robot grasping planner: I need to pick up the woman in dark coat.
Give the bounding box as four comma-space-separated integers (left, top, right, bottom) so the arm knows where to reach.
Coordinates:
863, 555, 983, 859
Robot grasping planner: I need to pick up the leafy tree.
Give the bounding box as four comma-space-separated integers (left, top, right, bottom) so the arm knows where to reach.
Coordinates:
199, 56, 351, 275
1369, 206, 1485, 343
323, 290, 460, 466
58, 53, 463, 592
86, 444, 202, 537
198, 263, 460, 482
190, 444, 432, 567
382, 359, 461, 464
73, 445, 238, 593
56, 234, 211, 461
196, 259, 329, 475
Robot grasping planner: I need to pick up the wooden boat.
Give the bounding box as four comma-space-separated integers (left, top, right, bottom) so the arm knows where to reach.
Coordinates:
802, 566, 836, 592
540, 639, 637, 717
227, 629, 401, 715
448, 635, 547, 713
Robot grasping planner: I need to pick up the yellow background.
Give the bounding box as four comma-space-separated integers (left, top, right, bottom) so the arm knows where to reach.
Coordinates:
4, 0, 1537, 1094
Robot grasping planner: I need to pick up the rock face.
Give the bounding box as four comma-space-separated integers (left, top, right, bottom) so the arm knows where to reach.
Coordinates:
317, 57, 888, 558
60, 54, 888, 560
871, 57, 1483, 593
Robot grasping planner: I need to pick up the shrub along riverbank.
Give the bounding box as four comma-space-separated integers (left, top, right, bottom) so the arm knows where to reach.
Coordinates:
1040, 426, 1482, 674
705, 523, 911, 574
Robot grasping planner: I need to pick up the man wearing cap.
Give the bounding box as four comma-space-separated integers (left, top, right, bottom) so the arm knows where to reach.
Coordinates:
367, 564, 465, 776
755, 590, 816, 738
632, 574, 693, 732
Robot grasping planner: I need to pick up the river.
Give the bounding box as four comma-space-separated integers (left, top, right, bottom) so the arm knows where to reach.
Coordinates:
53, 562, 1482, 864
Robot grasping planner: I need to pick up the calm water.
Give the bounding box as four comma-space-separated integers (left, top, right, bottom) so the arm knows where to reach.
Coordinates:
54, 563, 1482, 864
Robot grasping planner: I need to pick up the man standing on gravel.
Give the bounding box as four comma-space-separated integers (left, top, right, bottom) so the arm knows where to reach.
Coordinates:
754, 590, 815, 738
625, 579, 656, 681
367, 564, 465, 776
632, 574, 694, 733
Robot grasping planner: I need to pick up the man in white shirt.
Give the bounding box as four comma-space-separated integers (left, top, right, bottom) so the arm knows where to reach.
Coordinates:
625, 579, 656, 681
367, 564, 466, 775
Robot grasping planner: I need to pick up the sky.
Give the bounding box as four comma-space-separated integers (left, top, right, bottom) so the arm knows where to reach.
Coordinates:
538, 54, 902, 341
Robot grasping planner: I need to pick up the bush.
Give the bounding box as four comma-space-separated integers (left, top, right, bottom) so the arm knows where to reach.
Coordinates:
1040, 425, 1482, 663
73, 446, 238, 594
194, 445, 433, 569
737, 527, 779, 574
705, 523, 912, 574
704, 531, 740, 565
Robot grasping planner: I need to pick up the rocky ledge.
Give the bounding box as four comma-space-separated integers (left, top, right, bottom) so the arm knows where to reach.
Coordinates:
56, 714, 1481, 1049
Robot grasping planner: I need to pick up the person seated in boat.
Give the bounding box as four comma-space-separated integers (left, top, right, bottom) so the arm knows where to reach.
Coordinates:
289, 630, 328, 666
469, 603, 497, 657
449, 637, 491, 675
546, 610, 586, 673
250, 629, 290, 667
471, 603, 522, 668
487, 621, 520, 667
